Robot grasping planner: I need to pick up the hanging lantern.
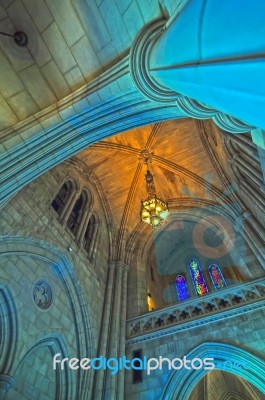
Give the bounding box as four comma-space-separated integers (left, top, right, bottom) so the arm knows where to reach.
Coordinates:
140, 168, 169, 228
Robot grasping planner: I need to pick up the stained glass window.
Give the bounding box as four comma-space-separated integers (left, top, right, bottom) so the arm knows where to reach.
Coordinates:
175, 275, 189, 301
208, 264, 226, 289
188, 258, 208, 296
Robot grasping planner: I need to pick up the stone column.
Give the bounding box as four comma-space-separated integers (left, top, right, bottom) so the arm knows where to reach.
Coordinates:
92, 261, 129, 400
76, 209, 92, 245
59, 191, 80, 226
104, 263, 123, 399
92, 264, 115, 400
104, 261, 129, 400
130, 0, 265, 130
88, 222, 100, 262
117, 264, 129, 399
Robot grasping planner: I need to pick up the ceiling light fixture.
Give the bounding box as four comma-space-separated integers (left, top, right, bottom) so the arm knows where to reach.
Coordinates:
0, 30, 28, 47
140, 163, 169, 229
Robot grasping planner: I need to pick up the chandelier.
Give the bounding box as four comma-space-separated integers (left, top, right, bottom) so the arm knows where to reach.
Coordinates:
140, 166, 169, 228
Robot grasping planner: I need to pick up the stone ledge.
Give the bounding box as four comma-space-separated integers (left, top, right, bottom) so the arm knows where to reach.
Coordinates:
126, 278, 265, 344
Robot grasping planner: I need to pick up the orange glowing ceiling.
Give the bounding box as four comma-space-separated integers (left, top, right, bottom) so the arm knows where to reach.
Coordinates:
76, 118, 225, 234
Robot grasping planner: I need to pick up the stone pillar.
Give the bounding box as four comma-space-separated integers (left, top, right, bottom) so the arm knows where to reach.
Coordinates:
104, 261, 129, 400
104, 263, 123, 399
59, 191, 80, 226
117, 264, 129, 399
130, 0, 265, 130
76, 209, 92, 245
88, 222, 100, 262
92, 264, 115, 400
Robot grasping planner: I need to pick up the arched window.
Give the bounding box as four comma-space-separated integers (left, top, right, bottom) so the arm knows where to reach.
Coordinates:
175, 275, 189, 301
208, 263, 226, 289
188, 258, 208, 296
83, 214, 96, 253
67, 191, 87, 235
51, 180, 72, 215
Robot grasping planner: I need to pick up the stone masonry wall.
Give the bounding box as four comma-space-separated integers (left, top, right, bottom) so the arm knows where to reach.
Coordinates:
0, 159, 111, 398
125, 306, 265, 400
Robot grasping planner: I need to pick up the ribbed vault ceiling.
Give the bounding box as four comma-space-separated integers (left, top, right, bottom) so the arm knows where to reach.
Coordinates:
77, 118, 225, 236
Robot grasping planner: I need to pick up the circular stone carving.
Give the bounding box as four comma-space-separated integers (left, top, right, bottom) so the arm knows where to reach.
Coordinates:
33, 280, 53, 310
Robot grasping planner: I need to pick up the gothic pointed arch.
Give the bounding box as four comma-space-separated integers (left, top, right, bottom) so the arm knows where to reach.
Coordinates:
161, 343, 265, 400
0, 283, 18, 376
10, 335, 72, 399
51, 179, 76, 216
0, 236, 92, 399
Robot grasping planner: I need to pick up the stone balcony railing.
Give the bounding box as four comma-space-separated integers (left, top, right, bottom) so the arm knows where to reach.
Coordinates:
126, 278, 265, 343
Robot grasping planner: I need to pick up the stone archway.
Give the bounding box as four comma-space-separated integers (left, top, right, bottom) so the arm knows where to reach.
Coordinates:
161, 342, 265, 400
189, 369, 264, 400
0, 282, 18, 381
0, 236, 93, 400
5, 335, 71, 400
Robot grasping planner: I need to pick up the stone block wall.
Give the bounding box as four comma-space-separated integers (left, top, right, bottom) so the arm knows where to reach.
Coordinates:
125, 305, 265, 400
0, 158, 111, 398
0, 0, 166, 131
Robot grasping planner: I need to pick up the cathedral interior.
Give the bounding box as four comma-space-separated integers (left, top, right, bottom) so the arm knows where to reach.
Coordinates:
0, 0, 265, 399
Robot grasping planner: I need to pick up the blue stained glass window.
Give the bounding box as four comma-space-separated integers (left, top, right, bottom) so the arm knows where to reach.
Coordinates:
175, 275, 189, 301
208, 264, 226, 289
188, 258, 208, 296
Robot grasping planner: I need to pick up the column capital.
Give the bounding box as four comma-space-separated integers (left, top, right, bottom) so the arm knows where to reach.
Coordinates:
243, 211, 252, 221
129, 18, 179, 103
83, 207, 92, 217
109, 261, 130, 272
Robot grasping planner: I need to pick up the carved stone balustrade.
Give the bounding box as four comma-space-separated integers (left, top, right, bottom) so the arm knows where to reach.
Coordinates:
126, 278, 265, 344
